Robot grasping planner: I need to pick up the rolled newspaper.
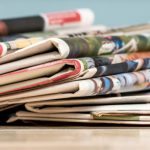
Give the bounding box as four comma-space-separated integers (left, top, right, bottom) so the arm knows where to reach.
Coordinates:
0, 8, 94, 35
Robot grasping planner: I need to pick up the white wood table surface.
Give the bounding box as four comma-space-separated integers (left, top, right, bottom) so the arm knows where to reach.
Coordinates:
0, 127, 150, 150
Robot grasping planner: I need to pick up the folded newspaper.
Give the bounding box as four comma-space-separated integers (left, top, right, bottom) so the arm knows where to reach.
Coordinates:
1, 8, 150, 126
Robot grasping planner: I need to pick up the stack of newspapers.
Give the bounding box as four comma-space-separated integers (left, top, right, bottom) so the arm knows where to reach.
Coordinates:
0, 8, 150, 125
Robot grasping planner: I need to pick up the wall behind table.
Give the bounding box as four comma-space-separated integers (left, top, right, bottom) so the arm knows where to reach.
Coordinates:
0, 0, 149, 27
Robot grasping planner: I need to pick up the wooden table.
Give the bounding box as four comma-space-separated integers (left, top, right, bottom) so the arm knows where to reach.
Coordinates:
0, 127, 150, 150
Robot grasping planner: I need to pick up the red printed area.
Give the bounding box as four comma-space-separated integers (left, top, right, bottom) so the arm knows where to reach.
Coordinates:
126, 52, 150, 61
0, 21, 8, 35
44, 11, 81, 26
0, 59, 82, 95
0, 44, 3, 56
0, 59, 81, 95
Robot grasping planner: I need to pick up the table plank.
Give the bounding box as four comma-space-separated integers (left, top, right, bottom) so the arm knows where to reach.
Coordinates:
0, 127, 150, 150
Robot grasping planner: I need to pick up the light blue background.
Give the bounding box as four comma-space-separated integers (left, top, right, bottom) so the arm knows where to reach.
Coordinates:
0, 0, 149, 27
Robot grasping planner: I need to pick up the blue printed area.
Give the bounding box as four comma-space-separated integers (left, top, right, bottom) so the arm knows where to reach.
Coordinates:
0, 0, 149, 27
126, 61, 138, 71
112, 37, 124, 49
100, 77, 112, 94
